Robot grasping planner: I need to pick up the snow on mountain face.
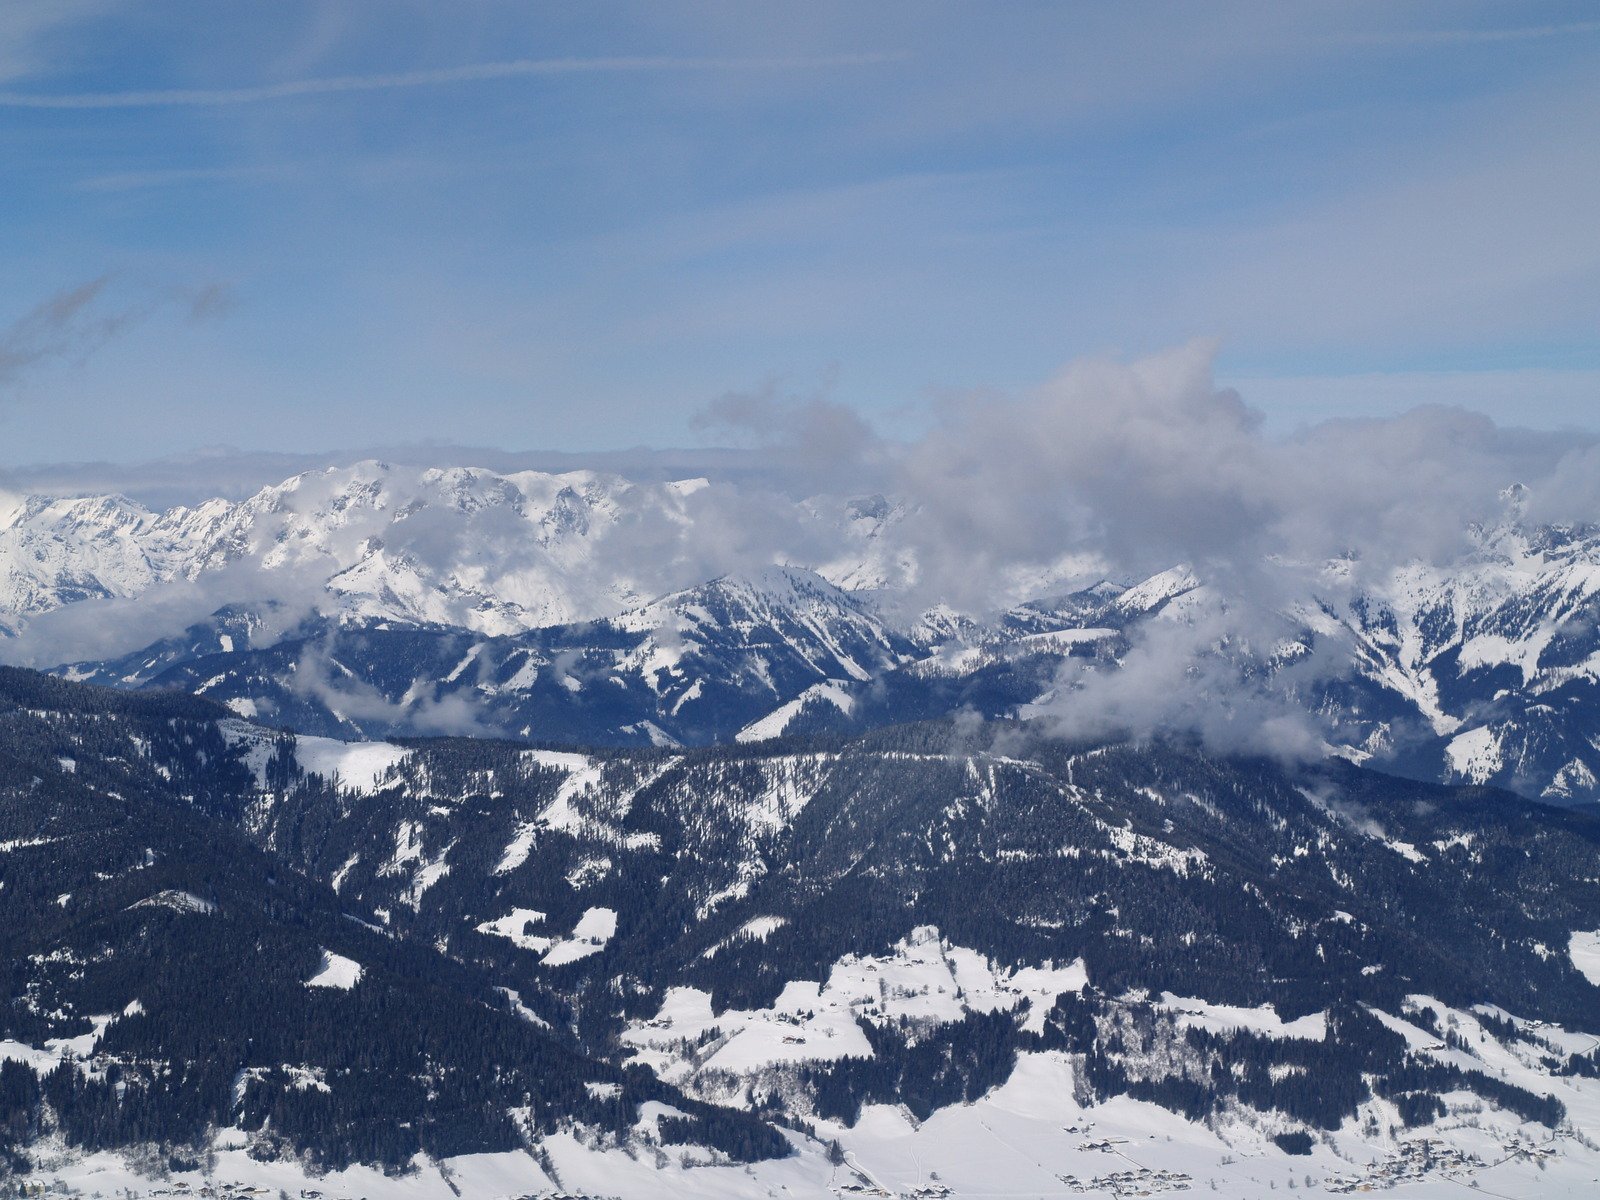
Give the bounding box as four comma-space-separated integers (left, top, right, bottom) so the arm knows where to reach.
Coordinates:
0, 494, 181, 631
0, 463, 1106, 646
1302, 522, 1600, 801
810, 493, 916, 593
19, 459, 1600, 803
1112, 564, 1201, 615
221, 717, 412, 794
66, 564, 915, 747
835, 526, 1600, 805
0, 462, 703, 637
613, 565, 911, 693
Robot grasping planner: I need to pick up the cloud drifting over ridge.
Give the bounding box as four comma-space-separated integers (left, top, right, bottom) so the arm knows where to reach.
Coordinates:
1037, 606, 1335, 763
877, 341, 1585, 607
5, 340, 1599, 758
668, 342, 1596, 757
6, 339, 1592, 615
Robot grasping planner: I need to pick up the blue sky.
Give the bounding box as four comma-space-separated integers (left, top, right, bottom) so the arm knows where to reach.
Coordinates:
1, 0, 1597, 465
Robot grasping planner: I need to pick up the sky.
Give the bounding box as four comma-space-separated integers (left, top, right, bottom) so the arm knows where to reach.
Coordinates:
1, 0, 1597, 467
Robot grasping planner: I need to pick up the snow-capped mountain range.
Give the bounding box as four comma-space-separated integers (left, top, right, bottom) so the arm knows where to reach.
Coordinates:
10, 461, 1600, 805
11, 463, 1600, 1197
0, 462, 713, 636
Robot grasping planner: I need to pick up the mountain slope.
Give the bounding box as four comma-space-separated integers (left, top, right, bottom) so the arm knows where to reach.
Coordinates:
20, 463, 1600, 804
199, 713, 1600, 1192
0, 668, 789, 1175
10, 668, 1600, 1193
57, 567, 916, 747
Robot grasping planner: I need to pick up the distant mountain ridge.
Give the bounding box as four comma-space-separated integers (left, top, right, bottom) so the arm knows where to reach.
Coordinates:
53, 565, 916, 746
14, 463, 1600, 804
0, 462, 718, 636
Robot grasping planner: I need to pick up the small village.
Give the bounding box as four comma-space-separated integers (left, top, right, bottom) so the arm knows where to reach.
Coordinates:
9, 1184, 357, 1200
1056, 1166, 1193, 1195
1322, 1139, 1484, 1193
832, 1183, 949, 1200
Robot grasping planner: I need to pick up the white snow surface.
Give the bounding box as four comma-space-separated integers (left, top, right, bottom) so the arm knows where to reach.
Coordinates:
295, 736, 411, 792
221, 719, 409, 794
475, 908, 553, 954
627, 926, 1087, 1076
1156, 994, 1328, 1040
540, 906, 618, 966
1446, 724, 1502, 784
304, 950, 363, 989
495, 750, 605, 872
0, 1014, 115, 1072
735, 680, 856, 742
1568, 930, 1600, 986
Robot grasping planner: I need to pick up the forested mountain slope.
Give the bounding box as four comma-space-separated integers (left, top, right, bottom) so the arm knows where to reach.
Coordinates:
8, 667, 1600, 1194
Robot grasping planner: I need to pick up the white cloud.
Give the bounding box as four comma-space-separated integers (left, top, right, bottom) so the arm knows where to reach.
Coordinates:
1224, 368, 1600, 434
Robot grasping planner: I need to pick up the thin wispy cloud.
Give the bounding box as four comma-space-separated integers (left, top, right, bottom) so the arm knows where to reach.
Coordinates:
0, 52, 906, 110
1336, 19, 1600, 47
5, 5, 1595, 465
75, 164, 292, 192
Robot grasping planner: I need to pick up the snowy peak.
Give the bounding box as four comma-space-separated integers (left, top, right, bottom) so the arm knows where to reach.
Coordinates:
0, 492, 183, 630
618, 565, 912, 691
1113, 564, 1201, 615
0, 462, 710, 637
580, 565, 915, 740
627, 565, 871, 633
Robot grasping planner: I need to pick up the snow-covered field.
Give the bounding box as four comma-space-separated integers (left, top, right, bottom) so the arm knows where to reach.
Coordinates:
221, 718, 411, 793
24, 1048, 1600, 1200
476, 905, 618, 965
628, 926, 1088, 1079
11, 929, 1600, 1198
304, 950, 364, 989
